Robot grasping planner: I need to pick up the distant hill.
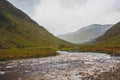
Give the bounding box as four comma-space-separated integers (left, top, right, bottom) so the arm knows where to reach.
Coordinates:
58, 24, 112, 44
77, 22, 120, 55
0, 0, 72, 48
95, 22, 120, 46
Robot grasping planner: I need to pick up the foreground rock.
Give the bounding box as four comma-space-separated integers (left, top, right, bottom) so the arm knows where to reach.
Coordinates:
0, 51, 119, 80
83, 63, 120, 80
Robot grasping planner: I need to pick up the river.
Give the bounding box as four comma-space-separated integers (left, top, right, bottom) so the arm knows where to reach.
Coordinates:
0, 51, 120, 80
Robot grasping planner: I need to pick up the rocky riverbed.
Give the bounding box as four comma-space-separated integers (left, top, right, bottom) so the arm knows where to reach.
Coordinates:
0, 51, 120, 80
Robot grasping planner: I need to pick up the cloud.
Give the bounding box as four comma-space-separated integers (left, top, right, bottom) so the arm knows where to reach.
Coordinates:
8, 0, 120, 35
8, 0, 41, 16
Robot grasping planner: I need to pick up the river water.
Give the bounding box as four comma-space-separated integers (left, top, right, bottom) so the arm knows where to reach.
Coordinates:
0, 51, 120, 80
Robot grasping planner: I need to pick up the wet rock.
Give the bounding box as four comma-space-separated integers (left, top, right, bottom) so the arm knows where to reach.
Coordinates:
0, 51, 119, 80
0, 71, 5, 75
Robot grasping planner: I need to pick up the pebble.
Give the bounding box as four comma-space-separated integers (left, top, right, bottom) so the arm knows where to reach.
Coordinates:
0, 51, 119, 80
0, 71, 5, 75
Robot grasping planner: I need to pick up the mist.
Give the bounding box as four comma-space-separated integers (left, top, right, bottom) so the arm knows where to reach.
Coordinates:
8, 0, 120, 35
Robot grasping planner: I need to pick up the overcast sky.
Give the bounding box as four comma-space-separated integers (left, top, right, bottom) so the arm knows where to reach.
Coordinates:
8, 0, 120, 35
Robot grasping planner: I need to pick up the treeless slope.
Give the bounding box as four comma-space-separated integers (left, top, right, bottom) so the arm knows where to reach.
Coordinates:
58, 24, 112, 44
0, 0, 73, 48
95, 22, 120, 46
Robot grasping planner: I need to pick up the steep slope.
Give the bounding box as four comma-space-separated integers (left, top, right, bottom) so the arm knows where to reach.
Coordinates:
0, 0, 72, 48
77, 22, 120, 55
95, 22, 120, 46
58, 24, 112, 44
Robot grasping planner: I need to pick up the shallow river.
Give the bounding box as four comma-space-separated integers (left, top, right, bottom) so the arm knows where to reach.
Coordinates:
0, 51, 120, 80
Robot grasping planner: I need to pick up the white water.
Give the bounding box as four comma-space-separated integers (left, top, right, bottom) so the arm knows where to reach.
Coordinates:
0, 51, 119, 80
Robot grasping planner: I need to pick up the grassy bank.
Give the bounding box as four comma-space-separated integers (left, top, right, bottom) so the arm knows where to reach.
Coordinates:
78, 45, 120, 56
58, 45, 120, 56
0, 43, 118, 61
0, 44, 119, 61
0, 48, 58, 61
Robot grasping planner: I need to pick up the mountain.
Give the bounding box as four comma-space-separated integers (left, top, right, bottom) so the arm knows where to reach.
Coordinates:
95, 22, 120, 46
58, 24, 112, 44
0, 0, 72, 48
8, 0, 39, 16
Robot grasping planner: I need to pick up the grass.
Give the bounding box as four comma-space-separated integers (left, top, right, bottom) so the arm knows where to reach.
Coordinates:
59, 22, 120, 56
0, 0, 119, 61
0, 45, 77, 61
0, 48, 58, 61
69, 44, 120, 56
79, 46, 119, 55
0, 0, 74, 61
0, 0, 74, 49
55, 44, 120, 56
0, 45, 119, 61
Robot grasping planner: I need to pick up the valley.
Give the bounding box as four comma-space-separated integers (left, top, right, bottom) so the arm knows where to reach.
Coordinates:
0, 0, 120, 80
58, 24, 112, 44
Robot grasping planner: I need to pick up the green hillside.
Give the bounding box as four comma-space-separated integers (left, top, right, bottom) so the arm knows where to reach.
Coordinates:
95, 22, 120, 47
0, 0, 74, 61
76, 22, 120, 55
0, 0, 73, 49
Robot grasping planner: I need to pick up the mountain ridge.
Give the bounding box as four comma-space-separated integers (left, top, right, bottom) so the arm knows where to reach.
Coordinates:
58, 24, 112, 44
0, 0, 73, 48
95, 22, 120, 46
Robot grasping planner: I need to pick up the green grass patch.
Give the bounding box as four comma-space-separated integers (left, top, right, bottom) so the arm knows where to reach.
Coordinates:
0, 48, 58, 61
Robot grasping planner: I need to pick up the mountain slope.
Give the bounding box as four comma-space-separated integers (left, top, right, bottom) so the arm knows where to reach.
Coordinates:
77, 22, 120, 55
0, 0, 72, 48
58, 24, 112, 44
95, 22, 120, 46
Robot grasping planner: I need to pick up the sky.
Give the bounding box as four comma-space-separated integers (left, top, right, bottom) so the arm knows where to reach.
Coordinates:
8, 0, 120, 35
